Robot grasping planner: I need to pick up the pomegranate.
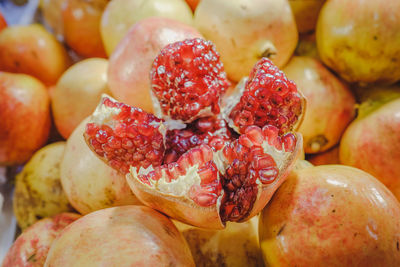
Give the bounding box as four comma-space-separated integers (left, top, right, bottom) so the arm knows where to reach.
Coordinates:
2, 213, 81, 267
175, 216, 263, 267
316, 0, 400, 85
100, 0, 193, 55
41, 0, 64, 39
283, 56, 356, 153
61, 118, 140, 214
0, 24, 70, 86
289, 0, 326, 34
108, 17, 202, 113
0, 11, 7, 31
259, 165, 400, 266
340, 87, 400, 200
308, 146, 339, 166
194, 0, 298, 82
62, 0, 107, 58
52, 58, 110, 139
44, 206, 195, 266
13, 142, 72, 230
0, 72, 50, 165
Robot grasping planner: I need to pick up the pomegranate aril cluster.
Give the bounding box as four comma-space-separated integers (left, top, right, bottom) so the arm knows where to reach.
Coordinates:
85, 97, 165, 174
228, 58, 303, 134
150, 38, 230, 122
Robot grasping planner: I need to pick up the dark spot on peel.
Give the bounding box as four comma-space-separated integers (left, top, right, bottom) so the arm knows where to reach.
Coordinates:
397, 241, 399, 251
163, 224, 176, 238
277, 224, 286, 236
332, 209, 336, 213
27, 253, 36, 262
373, 35, 378, 40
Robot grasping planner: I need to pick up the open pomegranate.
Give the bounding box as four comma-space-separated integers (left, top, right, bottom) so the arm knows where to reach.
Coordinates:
84, 39, 304, 229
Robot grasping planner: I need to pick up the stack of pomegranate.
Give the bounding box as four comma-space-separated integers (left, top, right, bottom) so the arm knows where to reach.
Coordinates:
1, 0, 400, 266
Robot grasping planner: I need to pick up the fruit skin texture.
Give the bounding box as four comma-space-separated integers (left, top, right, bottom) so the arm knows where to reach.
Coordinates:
0, 24, 70, 86
108, 17, 202, 113
101, 0, 193, 55
175, 216, 263, 267
316, 0, 400, 85
13, 142, 73, 230
0, 72, 50, 165
289, 0, 325, 34
44, 206, 195, 267
0, 11, 7, 31
283, 56, 355, 153
308, 146, 339, 166
60, 118, 140, 214
62, 0, 107, 58
194, 0, 298, 82
259, 165, 400, 267
52, 58, 110, 139
2, 213, 81, 267
340, 94, 400, 201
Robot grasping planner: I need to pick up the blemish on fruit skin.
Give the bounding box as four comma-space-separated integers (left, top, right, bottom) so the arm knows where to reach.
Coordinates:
277, 224, 286, 236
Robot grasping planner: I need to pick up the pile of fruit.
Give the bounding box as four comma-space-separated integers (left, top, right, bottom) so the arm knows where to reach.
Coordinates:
1, 0, 400, 266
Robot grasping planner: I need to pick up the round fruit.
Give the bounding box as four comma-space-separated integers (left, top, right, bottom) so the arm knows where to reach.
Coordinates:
61, 118, 140, 214
52, 58, 110, 139
0, 24, 70, 86
316, 0, 400, 85
259, 165, 400, 266
13, 142, 72, 230
340, 89, 400, 200
2, 213, 81, 267
308, 146, 339, 166
108, 17, 202, 113
175, 216, 263, 266
41, 0, 65, 38
0, 72, 50, 165
194, 0, 298, 82
62, 0, 107, 58
44, 206, 195, 266
0, 11, 7, 31
283, 56, 355, 153
101, 0, 193, 55
289, 0, 325, 34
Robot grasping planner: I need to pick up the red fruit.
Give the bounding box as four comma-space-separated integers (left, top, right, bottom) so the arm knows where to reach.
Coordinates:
0, 11, 7, 32
84, 95, 165, 174
223, 58, 305, 135
126, 125, 302, 229
150, 38, 230, 123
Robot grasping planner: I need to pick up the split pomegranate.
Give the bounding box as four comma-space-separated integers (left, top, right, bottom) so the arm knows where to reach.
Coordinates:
150, 38, 230, 123
223, 58, 305, 135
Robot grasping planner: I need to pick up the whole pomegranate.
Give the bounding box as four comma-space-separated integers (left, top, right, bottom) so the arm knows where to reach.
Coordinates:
316, 0, 400, 85
61, 118, 140, 214
44, 206, 195, 266
41, 0, 64, 39
283, 56, 355, 153
100, 0, 193, 55
0, 72, 50, 165
194, 0, 298, 82
2, 213, 81, 267
62, 0, 107, 58
108, 17, 202, 113
0, 24, 70, 86
289, 0, 325, 34
340, 86, 400, 200
84, 39, 305, 229
52, 58, 110, 139
259, 165, 400, 266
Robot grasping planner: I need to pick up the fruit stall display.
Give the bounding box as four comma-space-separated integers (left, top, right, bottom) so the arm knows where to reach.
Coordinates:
1, 0, 400, 266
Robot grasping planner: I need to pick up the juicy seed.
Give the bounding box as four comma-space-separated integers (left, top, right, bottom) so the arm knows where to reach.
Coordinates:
228, 58, 304, 134
85, 97, 165, 174
150, 38, 230, 122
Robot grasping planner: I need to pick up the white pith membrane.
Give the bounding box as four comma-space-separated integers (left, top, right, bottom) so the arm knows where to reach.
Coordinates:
90, 94, 123, 127
221, 78, 248, 133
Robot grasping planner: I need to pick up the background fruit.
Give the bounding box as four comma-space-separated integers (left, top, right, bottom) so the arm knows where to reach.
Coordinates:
0, 11, 7, 31
308, 146, 339, 166
101, 0, 193, 55
62, 0, 107, 58
108, 17, 202, 113
283, 56, 355, 153
52, 58, 110, 139
0, 24, 70, 85
340, 87, 400, 200
0, 72, 50, 165
41, 0, 65, 39
13, 142, 73, 230
60, 118, 140, 214
44, 206, 195, 266
289, 0, 325, 34
194, 0, 298, 82
259, 165, 400, 266
316, 0, 400, 85
2, 213, 81, 267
